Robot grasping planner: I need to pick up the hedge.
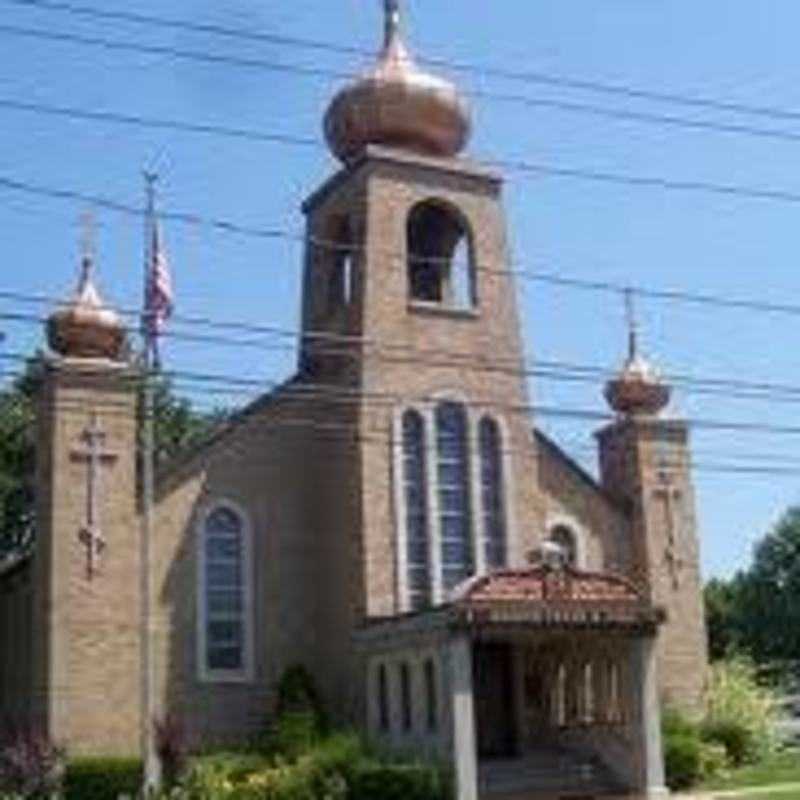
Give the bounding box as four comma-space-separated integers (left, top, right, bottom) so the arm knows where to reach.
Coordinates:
63, 757, 142, 800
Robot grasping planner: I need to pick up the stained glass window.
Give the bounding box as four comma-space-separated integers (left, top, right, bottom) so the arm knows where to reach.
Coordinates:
436, 402, 473, 591
203, 506, 247, 675
479, 417, 506, 569
402, 410, 431, 610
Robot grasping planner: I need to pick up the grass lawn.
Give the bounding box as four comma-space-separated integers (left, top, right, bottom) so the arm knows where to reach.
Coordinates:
699, 748, 800, 793
721, 791, 800, 800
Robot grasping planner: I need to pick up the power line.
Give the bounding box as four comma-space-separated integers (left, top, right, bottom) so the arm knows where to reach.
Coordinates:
5, 23, 800, 148
6, 303, 800, 407
4, 378, 800, 480
9, 0, 800, 128
7, 171, 800, 326
7, 347, 800, 441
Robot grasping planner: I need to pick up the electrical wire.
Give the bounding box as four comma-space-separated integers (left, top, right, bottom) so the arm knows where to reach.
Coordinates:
9, 0, 800, 128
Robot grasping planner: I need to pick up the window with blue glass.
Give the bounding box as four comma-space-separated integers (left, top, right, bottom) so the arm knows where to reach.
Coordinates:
402, 410, 431, 610
202, 506, 247, 677
479, 417, 507, 569
435, 402, 473, 591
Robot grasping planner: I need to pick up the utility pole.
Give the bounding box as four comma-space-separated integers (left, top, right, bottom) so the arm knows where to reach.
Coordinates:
141, 170, 160, 793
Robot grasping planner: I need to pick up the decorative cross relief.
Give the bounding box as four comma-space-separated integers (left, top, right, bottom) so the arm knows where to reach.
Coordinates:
70, 414, 117, 579
654, 470, 685, 589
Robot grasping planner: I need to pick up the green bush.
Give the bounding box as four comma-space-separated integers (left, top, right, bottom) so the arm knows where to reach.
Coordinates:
664, 731, 703, 791
276, 665, 327, 733
63, 757, 142, 800
272, 711, 320, 761
662, 709, 726, 790
704, 658, 778, 765
349, 761, 450, 800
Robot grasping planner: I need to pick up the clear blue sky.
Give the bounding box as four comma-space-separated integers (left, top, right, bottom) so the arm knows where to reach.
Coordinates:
3, 1, 800, 579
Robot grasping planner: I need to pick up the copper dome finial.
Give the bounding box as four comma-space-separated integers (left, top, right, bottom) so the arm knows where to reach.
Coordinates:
323, 3, 471, 163
46, 214, 126, 361
604, 288, 671, 416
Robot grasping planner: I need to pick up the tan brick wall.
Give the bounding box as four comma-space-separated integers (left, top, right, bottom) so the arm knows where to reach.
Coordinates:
33, 357, 142, 756
535, 431, 631, 573
597, 418, 708, 711
152, 386, 341, 744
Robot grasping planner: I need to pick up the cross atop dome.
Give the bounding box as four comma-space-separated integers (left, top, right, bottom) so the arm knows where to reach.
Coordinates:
383, 0, 401, 48
604, 288, 671, 416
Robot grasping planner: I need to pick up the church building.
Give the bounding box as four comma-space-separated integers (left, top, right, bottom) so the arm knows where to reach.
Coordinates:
0, 4, 708, 798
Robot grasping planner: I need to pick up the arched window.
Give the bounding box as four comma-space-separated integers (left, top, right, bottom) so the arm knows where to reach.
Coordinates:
326, 216, 355, 311
479, 417, 507, 569
436, 402, 474, 591
402, 410, 431, 610
198, 504, 251, 681
548, 525, 578, 568
407, 201, 476, 308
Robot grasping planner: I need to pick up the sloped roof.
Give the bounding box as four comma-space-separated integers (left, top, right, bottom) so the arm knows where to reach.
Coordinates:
451, 566, 663, 631
456, 566, 641, 604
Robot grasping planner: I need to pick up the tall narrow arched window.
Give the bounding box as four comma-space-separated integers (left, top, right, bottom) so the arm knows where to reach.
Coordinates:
198, 504, 251, 682
402, 410, 431, 610
479, 417, 507, 569
436, 402, 473, 591
326, 216, 355, 312
407, 201, 476, 308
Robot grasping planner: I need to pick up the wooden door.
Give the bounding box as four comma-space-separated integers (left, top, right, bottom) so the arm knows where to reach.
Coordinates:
473, 642, 517, 758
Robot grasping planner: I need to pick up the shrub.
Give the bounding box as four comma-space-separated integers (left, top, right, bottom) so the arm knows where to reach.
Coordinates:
63, 757, 142, 800
155, 713, 188, 787
276, 665, 327, 735
349, 761, 451, 800
662, 709, 726, 790
0, 729, 64, 798
273, 711, 320, 761
704, 657, 778, 765
663, 730, 703, 791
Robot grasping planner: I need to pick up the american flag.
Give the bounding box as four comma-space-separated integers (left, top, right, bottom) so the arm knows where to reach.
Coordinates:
143, 219, 174, 363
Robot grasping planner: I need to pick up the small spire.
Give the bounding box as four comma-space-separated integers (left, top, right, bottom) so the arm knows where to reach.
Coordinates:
383, 0, 401, 50
78, 209, 97, 291
624, 287, 639, 362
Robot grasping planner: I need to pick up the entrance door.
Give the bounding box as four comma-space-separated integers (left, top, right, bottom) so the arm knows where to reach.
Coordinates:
473, 642, 517, 758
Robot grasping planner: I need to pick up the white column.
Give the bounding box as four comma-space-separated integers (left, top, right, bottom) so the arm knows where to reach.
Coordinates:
631, 636, 669, 799
448, 636, 478, 800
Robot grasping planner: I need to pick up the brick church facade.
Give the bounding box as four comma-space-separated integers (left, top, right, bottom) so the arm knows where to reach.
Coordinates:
0, 5, 707, 798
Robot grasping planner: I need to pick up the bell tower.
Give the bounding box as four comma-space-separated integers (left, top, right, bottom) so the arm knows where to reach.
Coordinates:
31, 235, 143, 755
301, 2, 545, 715
596, 294, 708, 710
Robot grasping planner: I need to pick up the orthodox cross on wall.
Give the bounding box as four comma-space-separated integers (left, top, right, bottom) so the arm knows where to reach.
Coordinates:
654, 470, 685, 589
70, 413, 118, 579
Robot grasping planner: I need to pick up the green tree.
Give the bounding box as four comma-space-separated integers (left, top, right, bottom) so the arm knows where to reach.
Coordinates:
705, 506, 800, 664
0, 372, 35, 555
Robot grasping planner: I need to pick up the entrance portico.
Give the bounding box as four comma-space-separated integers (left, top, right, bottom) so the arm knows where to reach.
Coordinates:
356, 565, 668, 800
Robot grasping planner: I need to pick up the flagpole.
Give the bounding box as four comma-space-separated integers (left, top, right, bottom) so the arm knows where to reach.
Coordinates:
141, 170, 160, 793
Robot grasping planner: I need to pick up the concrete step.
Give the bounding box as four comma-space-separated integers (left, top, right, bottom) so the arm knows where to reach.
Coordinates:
479, 747, 628, 799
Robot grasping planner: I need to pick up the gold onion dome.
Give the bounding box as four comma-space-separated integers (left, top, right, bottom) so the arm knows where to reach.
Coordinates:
47, 255, 126, 360
604, 296, 671, 416
323, 1, 471, 163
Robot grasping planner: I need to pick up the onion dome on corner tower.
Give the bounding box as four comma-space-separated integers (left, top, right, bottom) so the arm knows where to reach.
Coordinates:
47, 223, 126, 361
323, 0, 471, 163
604, 290, 671, 416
